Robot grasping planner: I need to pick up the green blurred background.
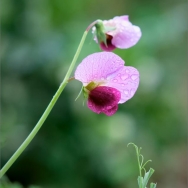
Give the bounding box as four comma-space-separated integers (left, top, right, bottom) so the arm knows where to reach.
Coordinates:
1, 0, 187, 187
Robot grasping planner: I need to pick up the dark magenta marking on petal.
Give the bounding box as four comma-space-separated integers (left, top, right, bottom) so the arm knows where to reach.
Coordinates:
100, 34, 116, 52
103, 104, 118, 116
87, 86, 121, 116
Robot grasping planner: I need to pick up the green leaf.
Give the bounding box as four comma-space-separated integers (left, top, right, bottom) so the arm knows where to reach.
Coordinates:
137, 176, 144, 188
143, 168, 155, 188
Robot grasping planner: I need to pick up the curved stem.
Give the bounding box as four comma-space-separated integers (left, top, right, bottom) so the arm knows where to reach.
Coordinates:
141, 160, 152, 170
0, 20, 98, 178
136, 148, 142, 177
127, 143, 142, 177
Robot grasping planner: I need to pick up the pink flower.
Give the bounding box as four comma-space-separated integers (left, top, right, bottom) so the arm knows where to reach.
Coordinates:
93, 16, 142, 51
75, 52, 139, 116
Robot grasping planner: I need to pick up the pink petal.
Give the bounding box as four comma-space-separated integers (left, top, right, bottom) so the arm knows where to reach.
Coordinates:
113, 15, 129, 21
87, 86, 121, 116
103, 16, 141, 49
75, 52, 125, 85
111, 24, 142, 49
106, 66, 139, 103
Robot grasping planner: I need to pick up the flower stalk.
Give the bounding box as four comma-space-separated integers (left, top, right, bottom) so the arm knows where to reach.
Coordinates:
0, 20, 98, 178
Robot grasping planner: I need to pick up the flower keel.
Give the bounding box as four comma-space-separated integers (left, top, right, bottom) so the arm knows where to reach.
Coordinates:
88, 86, 121, 116
100, 34, 116, 51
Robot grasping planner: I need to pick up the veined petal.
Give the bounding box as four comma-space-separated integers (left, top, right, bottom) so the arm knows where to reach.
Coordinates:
106, 66, 139, 103
113, 15, 129, 21
75, 52, 125, 85
111, 24, 142, 49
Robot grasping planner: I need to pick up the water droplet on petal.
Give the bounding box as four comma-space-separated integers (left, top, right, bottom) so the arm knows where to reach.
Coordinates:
124, 90, 129, 95
106, 106, 112, 110
121, 74, 129, 80
131, 74, 138, 80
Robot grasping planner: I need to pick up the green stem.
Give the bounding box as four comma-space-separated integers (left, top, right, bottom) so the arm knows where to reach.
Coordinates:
136, 148, 142, 177
0, 20, 97, 178
127, 143, 142, 177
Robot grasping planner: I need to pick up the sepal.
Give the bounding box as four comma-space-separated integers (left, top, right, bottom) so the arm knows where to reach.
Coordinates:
95, 20, 107, 47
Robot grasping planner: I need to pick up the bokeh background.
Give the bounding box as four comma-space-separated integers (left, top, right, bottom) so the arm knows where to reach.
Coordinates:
1, 0, 187, 187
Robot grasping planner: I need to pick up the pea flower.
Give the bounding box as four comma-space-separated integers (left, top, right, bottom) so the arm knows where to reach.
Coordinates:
93, 16, 142, 51
75, 52, 139, 116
